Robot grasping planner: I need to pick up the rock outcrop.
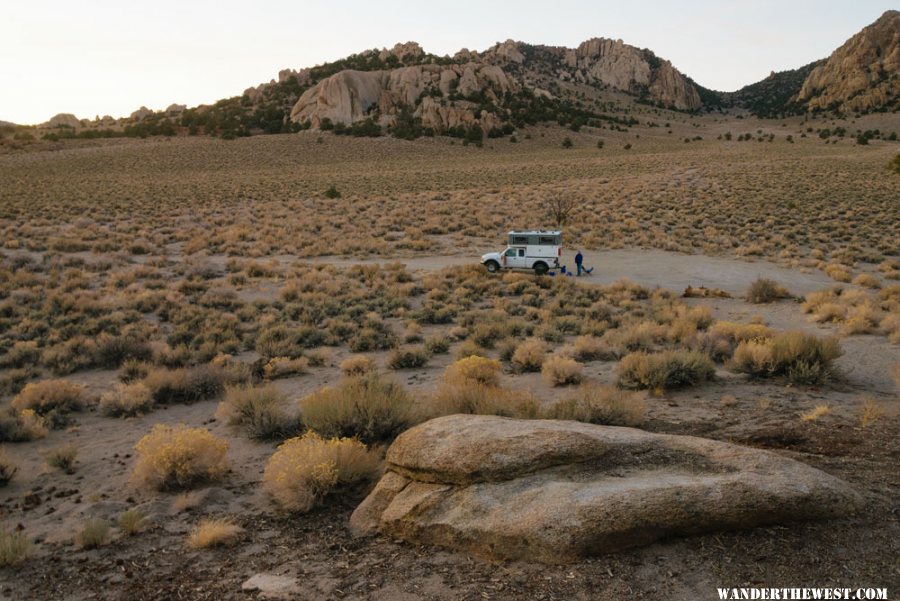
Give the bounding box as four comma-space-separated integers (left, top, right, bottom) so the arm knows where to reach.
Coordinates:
795, 10, 899, 112
44, 113, 81, 128
351, 415, 862, 563
565, 38, 701, 110
129, 106, 154, 121
287, 37, 702, 130
289, 63, 517, 131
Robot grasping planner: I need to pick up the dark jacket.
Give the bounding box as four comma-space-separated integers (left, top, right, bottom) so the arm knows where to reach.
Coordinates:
574, 252, 583, 265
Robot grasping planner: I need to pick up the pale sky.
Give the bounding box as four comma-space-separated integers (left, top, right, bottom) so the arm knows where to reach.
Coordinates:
1, 0, 895, 124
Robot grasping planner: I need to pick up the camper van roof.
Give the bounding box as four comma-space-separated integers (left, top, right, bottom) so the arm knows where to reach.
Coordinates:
508, 230, 561, 236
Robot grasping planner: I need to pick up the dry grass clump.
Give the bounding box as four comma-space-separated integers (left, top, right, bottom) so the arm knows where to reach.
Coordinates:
387, 346, 430, 370
141, 365, 233, 405
731, 331, 842, 384
215, 385, 301, 440
0, 408, 48, 442
746, 278, 792, 303
45, 445, 78, 474
299, 373, 414, 443
262, 431, 380, 513
544, 384, 646, 426
800, 405, 832, 422
511, 339, 546, 372
11, 379, 87, 415
263, 356, 309, 379
541, 356, 584, 386
824, 263, 853, 283
853, 274, 881, 289
339, 355, 376, 376
424, 335, 452, 355
0, 449, 17, 486
100, 382, 154, 417
0, 525, 30, 566
132, 424, 229, 491
859, 399, 885, 428
186, 518, 242, 549
117, 509, 145, 536
617, 350, 715, 391
76, 518, 110, 549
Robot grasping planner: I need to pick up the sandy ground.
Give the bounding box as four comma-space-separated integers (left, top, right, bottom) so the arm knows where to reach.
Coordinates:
2, 250, 898, 601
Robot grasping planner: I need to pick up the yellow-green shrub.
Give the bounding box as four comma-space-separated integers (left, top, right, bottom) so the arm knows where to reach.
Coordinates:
216, 385, 301, 440
731, 331, 842, 384
541, 356, 584, 386
11, 379, 87, 415
299, 373, 414, 443
100, 382, 154, 417
617, 350, 715, 391
262, 431, 380, 513
511, 339, 546, 372
132, 424, 229, 491
544, 384, 646, 426
443, 356, 502, 386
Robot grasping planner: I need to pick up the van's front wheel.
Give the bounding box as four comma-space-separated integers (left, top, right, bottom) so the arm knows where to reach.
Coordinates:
533, 262, 549, 276
484, 260, 500, 274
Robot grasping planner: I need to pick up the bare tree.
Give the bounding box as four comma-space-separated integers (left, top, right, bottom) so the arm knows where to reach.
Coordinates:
547, 195, 577, 228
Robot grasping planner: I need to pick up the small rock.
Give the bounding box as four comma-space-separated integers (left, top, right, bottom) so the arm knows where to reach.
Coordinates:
241, 574, 300, 599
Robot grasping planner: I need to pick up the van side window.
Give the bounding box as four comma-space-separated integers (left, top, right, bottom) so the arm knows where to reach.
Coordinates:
512, 236, 528, 245
517, 249, 525, 257
539, 236, 556, 245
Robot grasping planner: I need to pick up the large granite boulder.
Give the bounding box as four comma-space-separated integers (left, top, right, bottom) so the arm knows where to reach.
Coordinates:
351, 415, 862, 563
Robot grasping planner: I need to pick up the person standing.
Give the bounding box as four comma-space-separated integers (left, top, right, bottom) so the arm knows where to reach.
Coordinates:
574, 251, 593, 276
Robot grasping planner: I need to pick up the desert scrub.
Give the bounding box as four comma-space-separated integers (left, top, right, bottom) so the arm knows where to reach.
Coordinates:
567, 335, 616, 361
0, 408, 48, 442
339, 355, 376, 376
262, 431, 380, 513
76, 518, 110, 549
100, 382, 154, 417
731, 331, 842, 384
617, 350, 715, 391
118, 509, 145, 536
511, 339, 546, 372
0, 525, 29, 566
216, 385, 301, 440
299, 373, 414, 443
424, 335, 452, 355
0, 449, 17, 486
132, 424, 229, 491
263, 356, 309, 379
543, 384, 646, 426
11, 379, 87, 415
142, 364, 233, 404
45, 445, 78, 474
746, 278, 791, 303
186, 518, 242, 549
429, 380, 541, 419
541, 356, 584, 386
387, 346, 430, 370
444, 356, 502, 386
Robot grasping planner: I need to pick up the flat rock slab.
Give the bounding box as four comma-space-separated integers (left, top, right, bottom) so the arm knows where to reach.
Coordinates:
351, 415, 863, 563
241, 574, 300, 599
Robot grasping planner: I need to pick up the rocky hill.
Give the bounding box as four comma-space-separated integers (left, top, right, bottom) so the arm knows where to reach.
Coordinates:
711, 11, 899, 117
283, 39, 700, 134
794, 10, 899, 113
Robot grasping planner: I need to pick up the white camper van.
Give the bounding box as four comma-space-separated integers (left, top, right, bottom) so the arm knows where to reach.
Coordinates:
481, 230, 562, 275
